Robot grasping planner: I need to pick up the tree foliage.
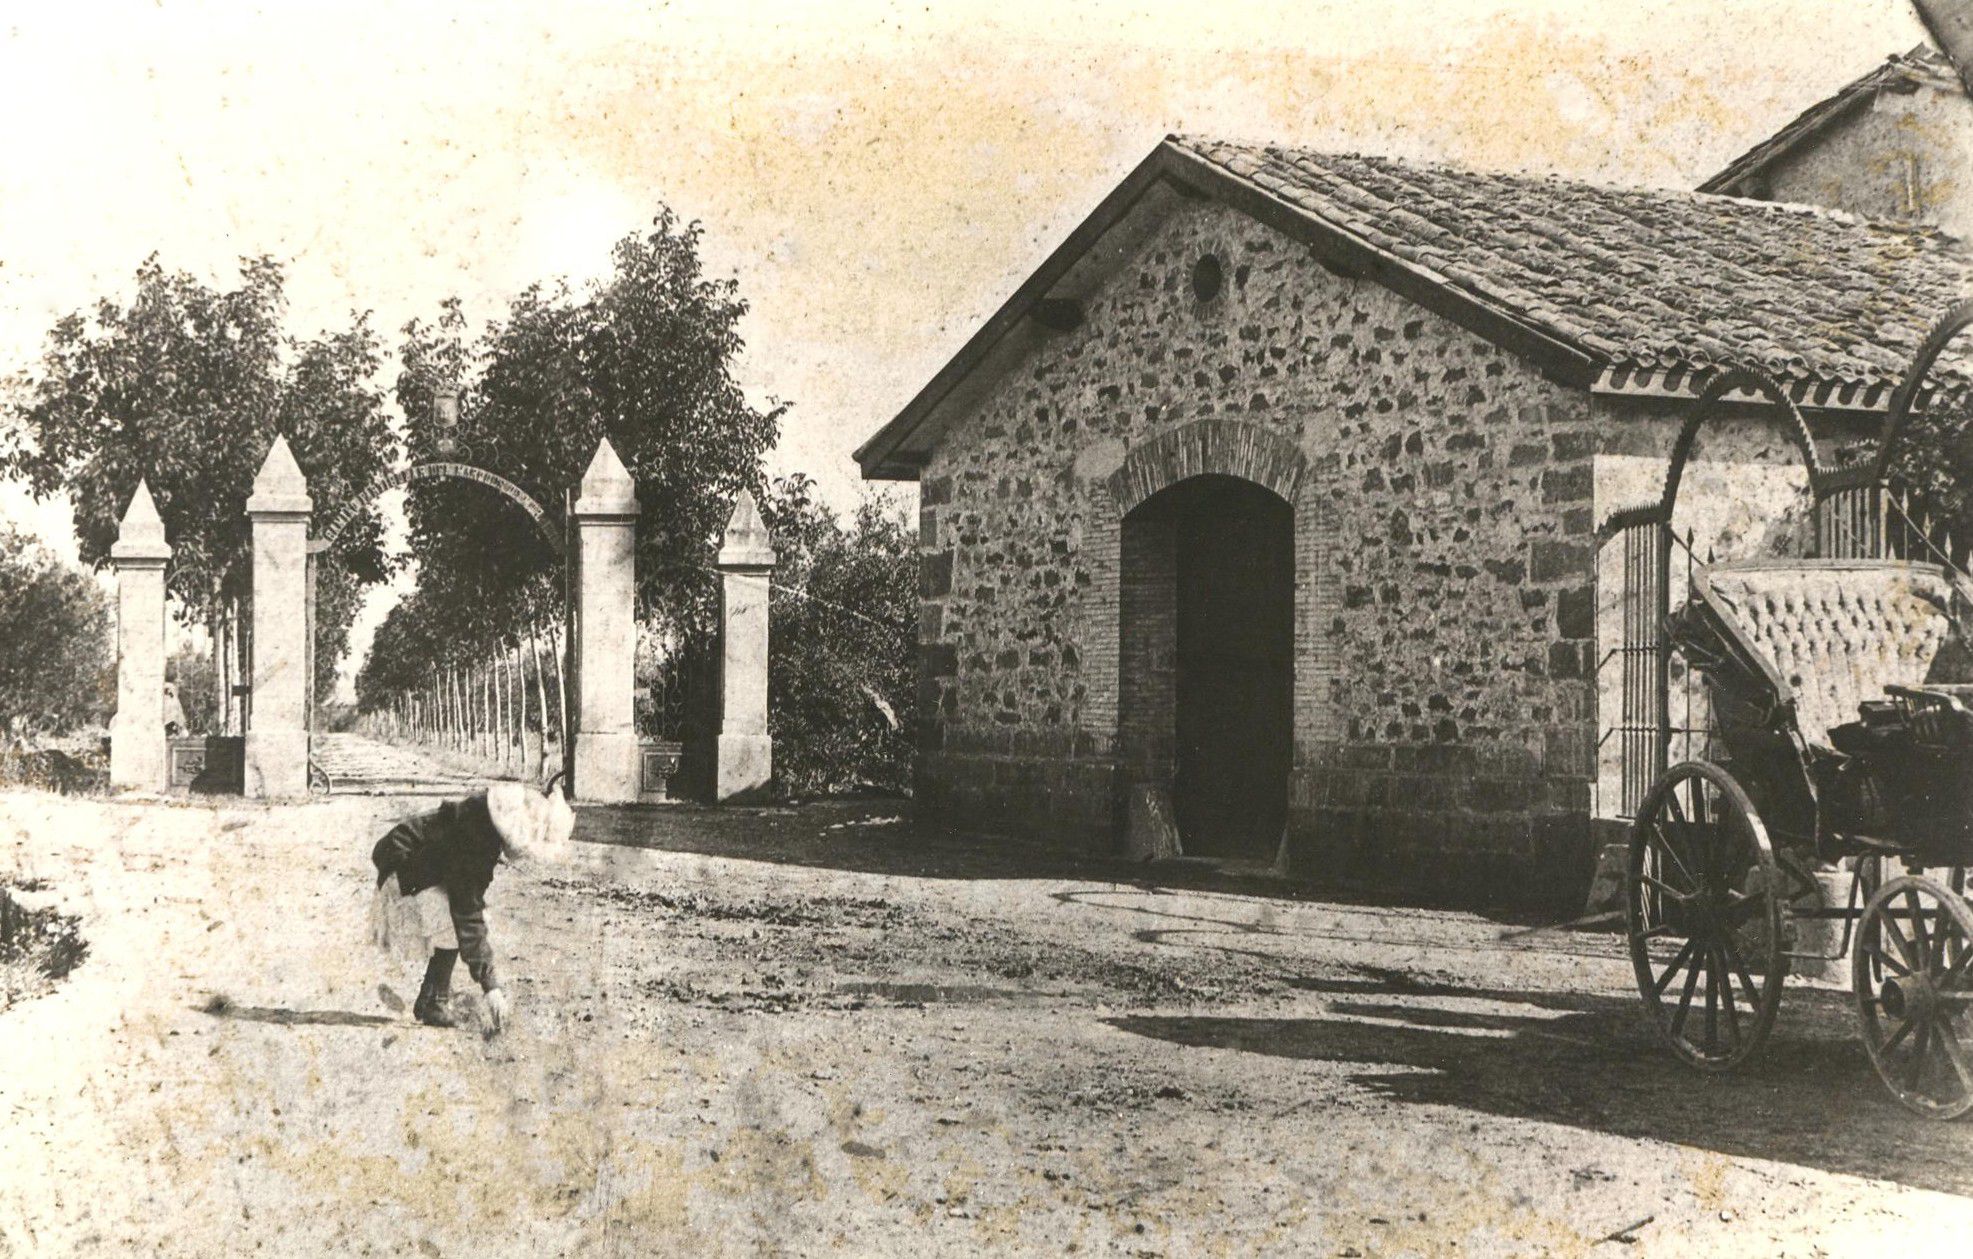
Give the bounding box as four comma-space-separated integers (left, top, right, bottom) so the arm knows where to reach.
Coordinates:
353, 212, 918, 795
0, 528, 113, 739
167, 645, 216, 736
756, 479, 917, 794
390, 211, 783, 668
1881, 392, 1973, 545
1, 255, 400, 703
354, 586, 466, 705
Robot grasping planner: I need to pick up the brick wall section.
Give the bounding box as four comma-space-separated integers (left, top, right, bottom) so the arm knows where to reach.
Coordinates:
1107, 419, 1309, 512
914, 197, 1599, 905
1117, 507, 1176, 779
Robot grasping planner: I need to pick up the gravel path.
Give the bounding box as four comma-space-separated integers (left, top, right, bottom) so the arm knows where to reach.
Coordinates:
311, 732, 499, 795
1, 790, 1970, 1256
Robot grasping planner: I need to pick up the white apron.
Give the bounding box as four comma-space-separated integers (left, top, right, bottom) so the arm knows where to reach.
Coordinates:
368, 879, 458, 963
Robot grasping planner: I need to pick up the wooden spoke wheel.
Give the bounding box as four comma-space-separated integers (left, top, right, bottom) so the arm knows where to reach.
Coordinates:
1853, 875, 1973, 1120
1856, 855, 1889, 988
1625, 761, 1786, 1070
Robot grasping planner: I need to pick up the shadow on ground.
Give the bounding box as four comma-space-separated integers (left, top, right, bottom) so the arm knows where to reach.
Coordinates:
575, 799, 1113, 882
1047, 885, 1623, 961
572, 799, 1564, 926
1111, 970, 1973, 1198
197, 1003, 395, 1028
563, 797, 1973, 1191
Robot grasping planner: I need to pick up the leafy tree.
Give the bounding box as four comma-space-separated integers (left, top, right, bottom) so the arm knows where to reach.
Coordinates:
0, 527, 113, 740
1878, 392, 1973, 550
1, 255, 401, 711
281, 320, 401, 702
756, 479, 917, 794
362, 211, 937, 797
393, 210, 784, 659
354, 596, 426, 709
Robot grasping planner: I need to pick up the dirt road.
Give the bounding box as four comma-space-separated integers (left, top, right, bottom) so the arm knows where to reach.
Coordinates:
1, 791, 1969, 1256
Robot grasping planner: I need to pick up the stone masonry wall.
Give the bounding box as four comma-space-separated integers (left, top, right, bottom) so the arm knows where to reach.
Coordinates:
914, 197, 1599, 906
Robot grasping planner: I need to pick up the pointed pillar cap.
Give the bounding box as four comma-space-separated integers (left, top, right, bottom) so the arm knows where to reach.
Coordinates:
572, 437, 640, 518
246, 435, 313, 516
716, 489, 776, 569
110, 479, 172, 562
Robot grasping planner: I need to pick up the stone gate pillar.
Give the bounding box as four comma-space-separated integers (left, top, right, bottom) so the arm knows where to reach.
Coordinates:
109, 481, 172, 791
571, 438, 641, 803
244, 437, 312, 798
714, 490, 775, 801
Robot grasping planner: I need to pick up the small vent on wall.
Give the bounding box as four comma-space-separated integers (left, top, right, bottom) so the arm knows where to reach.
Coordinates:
1192, 254, 1224, 303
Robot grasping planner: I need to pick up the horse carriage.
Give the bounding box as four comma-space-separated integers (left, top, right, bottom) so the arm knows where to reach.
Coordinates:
1610, 302, 1973, 1118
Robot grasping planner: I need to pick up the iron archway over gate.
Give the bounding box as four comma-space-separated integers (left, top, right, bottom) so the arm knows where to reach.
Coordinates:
304, 460, 574, 793
1598, 344, 1973, 824
1598, 365, 1822, 821
311, 461, 564, 557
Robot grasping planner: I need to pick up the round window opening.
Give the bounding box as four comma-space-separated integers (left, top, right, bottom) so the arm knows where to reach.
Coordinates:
1192, 253, 1224, 303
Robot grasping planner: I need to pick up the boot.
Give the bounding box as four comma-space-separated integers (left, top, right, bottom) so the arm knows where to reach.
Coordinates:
413, 948, 460, 1027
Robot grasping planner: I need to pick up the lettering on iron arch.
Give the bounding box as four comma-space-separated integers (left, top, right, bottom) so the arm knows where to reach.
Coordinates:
312, 461, 562, 555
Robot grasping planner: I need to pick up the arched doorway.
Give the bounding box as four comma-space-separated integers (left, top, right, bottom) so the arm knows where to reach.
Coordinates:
1119, 474, 1294, 860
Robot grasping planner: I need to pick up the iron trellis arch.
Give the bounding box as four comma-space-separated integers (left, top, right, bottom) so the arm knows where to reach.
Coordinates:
1599, 364, 1824, 822
1873, 296, 1973, 484
1660, 364, 1822, 520
301, 460, 570, 793
310, 461, 564, 557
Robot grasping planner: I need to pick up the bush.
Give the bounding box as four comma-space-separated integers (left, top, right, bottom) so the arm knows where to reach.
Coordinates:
1, 882, 88, 1012
0, 745, 106, 795
318, 700, 361, 733
758, 482, 916, 796
168, 645, 216, 735
0, 527, 113, 740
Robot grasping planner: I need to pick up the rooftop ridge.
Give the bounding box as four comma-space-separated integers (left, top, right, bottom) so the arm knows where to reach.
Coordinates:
1171, 134, 1961, 241
857, 134, 1973, 480
1700, 42, 1965, 196
1168, 136, 1973, 399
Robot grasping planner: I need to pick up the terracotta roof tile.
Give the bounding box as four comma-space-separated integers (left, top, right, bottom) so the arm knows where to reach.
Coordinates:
1174, 135, 1973, 400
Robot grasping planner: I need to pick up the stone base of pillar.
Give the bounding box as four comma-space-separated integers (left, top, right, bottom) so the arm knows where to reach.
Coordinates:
573, 731, 642, 804
244, 730, 311, 799
108, 716, 167, 793
715, 733, 774, 803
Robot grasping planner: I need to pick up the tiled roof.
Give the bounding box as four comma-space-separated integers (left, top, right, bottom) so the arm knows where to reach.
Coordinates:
1176, 136, 1973, 409
857, 136, 1973, 479
1701, 46, 1964, 196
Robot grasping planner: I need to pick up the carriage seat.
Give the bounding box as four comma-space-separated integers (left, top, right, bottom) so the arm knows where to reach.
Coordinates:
1699, 561, 1968, 749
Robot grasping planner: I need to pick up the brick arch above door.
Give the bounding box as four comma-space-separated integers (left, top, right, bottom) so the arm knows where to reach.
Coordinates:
1105, 419, 1310, 516
1080, 415, 1331, 790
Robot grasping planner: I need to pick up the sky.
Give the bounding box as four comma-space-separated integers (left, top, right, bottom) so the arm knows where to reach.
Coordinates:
0, 0, 1936, 690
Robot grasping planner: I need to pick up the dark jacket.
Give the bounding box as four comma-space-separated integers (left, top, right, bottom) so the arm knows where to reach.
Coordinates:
371, 793, 504, 991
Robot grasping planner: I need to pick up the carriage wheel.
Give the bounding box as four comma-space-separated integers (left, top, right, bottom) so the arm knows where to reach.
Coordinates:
1857, 856, 1889, 988
1625, 761, 1786, 1070
1853, 875, 1973, 1119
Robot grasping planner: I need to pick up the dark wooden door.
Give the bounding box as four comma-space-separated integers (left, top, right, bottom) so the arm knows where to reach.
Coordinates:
1172, 479, 1293, 859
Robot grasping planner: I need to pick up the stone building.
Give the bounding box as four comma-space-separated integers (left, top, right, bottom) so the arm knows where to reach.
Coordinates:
1704, 45, 1973, 236
857, 134, 1973, 907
